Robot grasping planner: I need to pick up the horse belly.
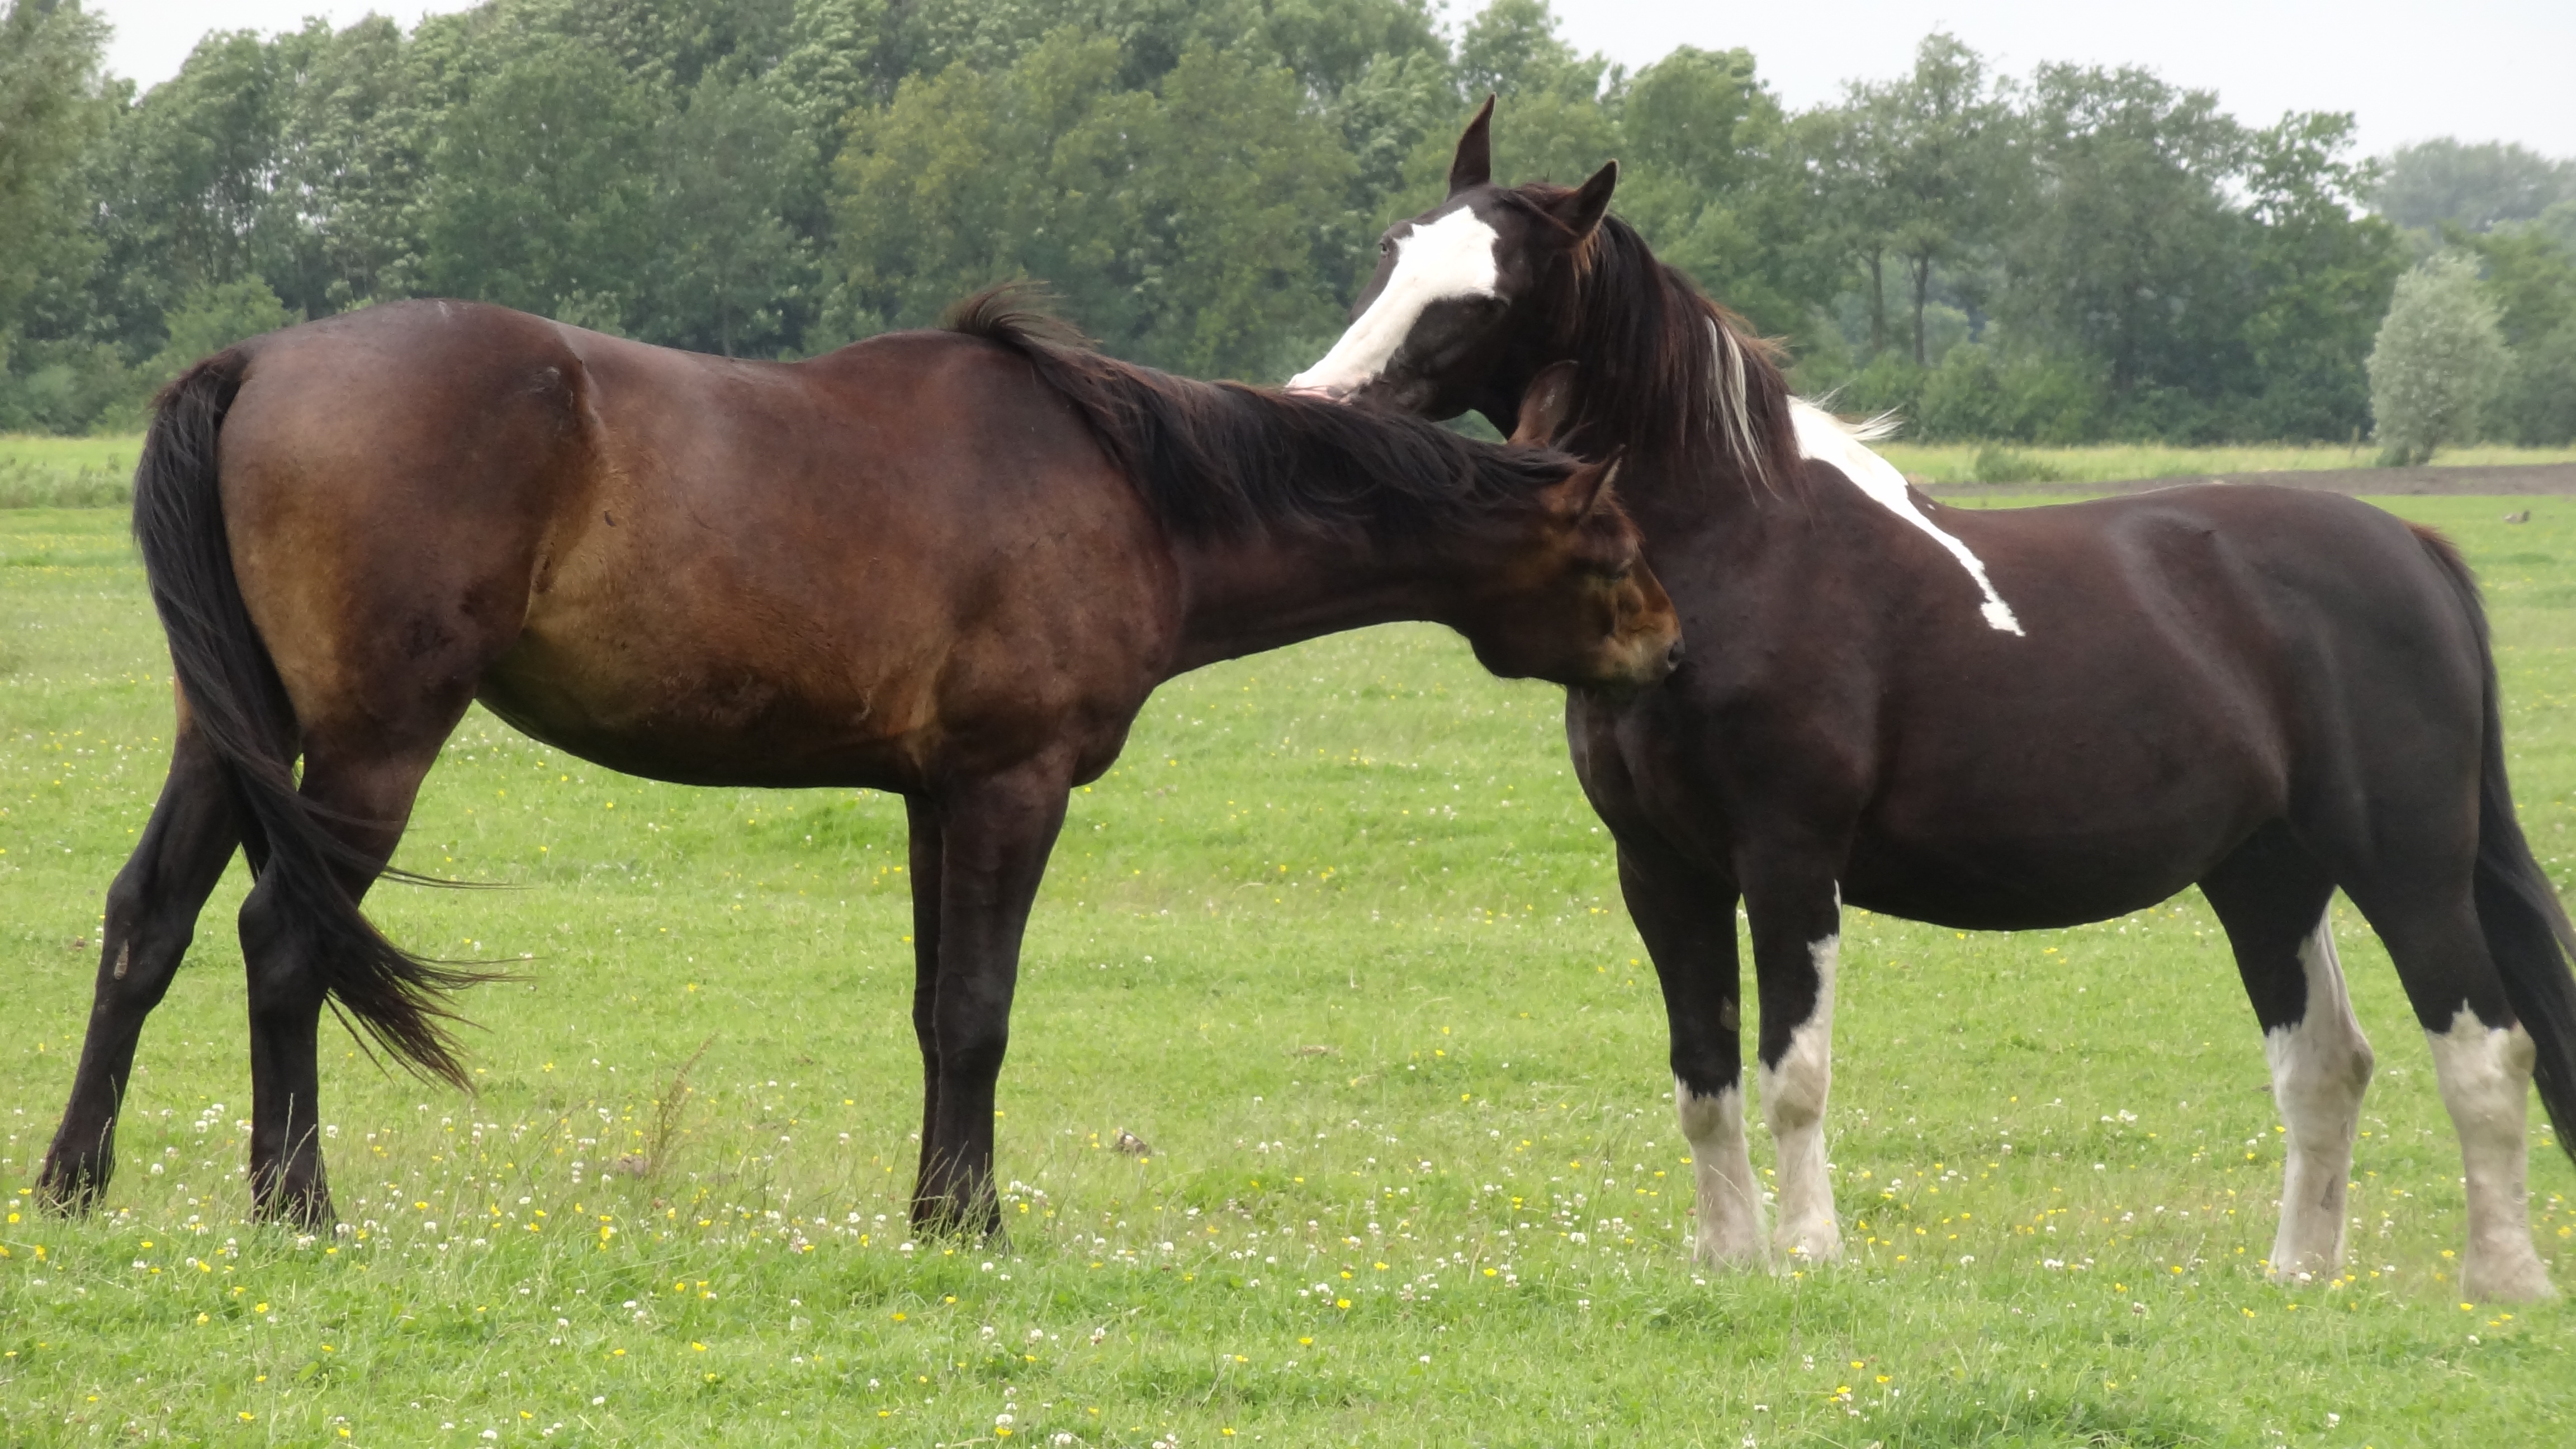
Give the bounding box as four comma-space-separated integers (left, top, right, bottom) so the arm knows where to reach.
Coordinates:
1845, 708, 2276, 930
1841, 830, 2214, 931
476, 627, 943, 789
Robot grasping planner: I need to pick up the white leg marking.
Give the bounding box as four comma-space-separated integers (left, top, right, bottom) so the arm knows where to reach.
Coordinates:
2425, 1007, 2556, 1301
1675, 1078, 1765, 1266
1788, 398, 2023, 636
1287, 207, 1499, 396
2264, 912, 2373, 1280
1758, 934, 1842, 1263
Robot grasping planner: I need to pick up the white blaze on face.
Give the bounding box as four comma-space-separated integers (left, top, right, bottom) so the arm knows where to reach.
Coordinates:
1288, 207, 1500, 396
2262, 912, 2373, 1279
2425, 1006, 2555, 1301
1789, 398, 2024, 636
1758, 932, 1841, 1262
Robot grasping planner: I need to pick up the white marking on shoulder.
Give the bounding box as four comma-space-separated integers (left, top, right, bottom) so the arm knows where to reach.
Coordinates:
1289, 207, 1499, 396
1789, 397, 2024, 636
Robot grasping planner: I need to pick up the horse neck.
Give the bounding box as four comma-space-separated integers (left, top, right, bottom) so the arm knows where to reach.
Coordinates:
1162, 528, 1474, 676
1549, 252, 1792, 533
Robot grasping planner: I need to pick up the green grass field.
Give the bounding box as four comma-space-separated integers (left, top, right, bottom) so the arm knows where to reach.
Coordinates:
0, 437, 144, 509
15, 435, 2576, 507
1873, 441, 2576, 487
4, 499, 2574, 1445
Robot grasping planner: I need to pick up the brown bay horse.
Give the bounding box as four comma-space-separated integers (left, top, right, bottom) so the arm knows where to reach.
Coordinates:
1289, 99, 2576, 1301
40, 288, 1680, 1233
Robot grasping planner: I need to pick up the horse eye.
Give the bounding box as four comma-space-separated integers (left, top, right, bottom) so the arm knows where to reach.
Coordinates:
1378, 238, 1394, 255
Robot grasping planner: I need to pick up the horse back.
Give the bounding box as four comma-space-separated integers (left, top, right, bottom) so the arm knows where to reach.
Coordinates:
207, 302, 1176, 789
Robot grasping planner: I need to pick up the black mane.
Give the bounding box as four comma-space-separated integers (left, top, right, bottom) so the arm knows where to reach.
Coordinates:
940, 286, 1580, 541
1507, 191, 1802, 492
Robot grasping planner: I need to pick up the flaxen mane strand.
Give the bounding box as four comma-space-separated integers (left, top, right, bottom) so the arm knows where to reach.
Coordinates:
943, 285, 1581, 541
1511, 190, 1801, 493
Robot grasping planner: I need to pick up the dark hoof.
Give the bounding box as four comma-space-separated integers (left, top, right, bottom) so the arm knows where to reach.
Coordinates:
34, 1154, 109, 1216
252, 1183, 336, 1231
908, 1197, 1002, 1244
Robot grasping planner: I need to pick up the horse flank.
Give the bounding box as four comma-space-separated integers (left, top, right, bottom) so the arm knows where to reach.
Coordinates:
939, 285, 1580, 541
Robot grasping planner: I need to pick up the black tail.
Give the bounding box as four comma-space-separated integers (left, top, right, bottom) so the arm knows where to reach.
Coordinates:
134, 353, 485, 1088
2417, 526, 2576, 1164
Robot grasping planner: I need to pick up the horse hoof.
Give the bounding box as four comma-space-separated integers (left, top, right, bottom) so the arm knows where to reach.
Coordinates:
908, 1198, 1002, 1244
1689, 1232, 1769, 1271
253, 1187, 336, 1232
2461, 1252, 2556, 1304
34, 1158, 108, 1216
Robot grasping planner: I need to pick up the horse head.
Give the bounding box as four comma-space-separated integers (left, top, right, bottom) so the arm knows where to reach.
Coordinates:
1443, 448, 1678, 691
1287, 96, 1616, 437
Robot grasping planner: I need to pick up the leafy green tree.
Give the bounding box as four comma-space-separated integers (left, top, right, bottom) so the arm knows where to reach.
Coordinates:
2495, 324, 2576, 446
1, 1, 110, 342
2004, 64, 2248, 433
2368, 252, 2507, 465
2468, 221, 2576, 445
79, 28, 306, 358
1127, 44, 1353, 376
1437, 0, 1609, 191
2375, 138, 2576, 234
834, 29, 1346, 378
1614, 46, 1827, 338
419, 36, 664, 330
135, 274, 295, 387
1455, 0, 1597, 101
646, 73, 817, 354
2236, 111, 2405, 440
1873, 35, 2012, 367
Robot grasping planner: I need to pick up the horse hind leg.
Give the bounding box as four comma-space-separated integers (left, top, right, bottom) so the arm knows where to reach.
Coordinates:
2203, 834, 2369, 1282
39, 719, 244, 1212
237, 730, 461, 1226
2338, 868, 2555, 1300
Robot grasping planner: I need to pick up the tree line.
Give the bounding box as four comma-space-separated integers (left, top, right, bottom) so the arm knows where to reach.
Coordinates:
4, 0, 2573, 446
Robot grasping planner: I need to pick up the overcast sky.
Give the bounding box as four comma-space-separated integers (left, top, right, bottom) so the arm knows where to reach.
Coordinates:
85, 0, 2576, 159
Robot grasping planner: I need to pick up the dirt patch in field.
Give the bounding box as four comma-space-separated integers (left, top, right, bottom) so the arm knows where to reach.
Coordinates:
1926, 461, 2576, 498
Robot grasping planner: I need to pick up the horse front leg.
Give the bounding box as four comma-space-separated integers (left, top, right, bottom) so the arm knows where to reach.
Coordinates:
40, 724, 243, 1213
1619, 840, 1763, 1266
903, 795, 946, 1205
907, 763, 1071, 1240
1744, 865, 1845, 1265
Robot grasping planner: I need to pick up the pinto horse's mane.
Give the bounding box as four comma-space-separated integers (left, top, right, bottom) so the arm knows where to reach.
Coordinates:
941, 285, 1580, 541
1509, 186, 1803, 493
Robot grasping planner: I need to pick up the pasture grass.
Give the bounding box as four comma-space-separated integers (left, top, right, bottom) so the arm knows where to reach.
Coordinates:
0, 437, 143, 510
13, 433, 2576, 504
1874, 440, 2576, 486
4, 499, 2575, 1446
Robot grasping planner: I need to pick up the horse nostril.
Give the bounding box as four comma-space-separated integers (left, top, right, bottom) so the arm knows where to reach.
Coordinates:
1665, 638, 1685, 669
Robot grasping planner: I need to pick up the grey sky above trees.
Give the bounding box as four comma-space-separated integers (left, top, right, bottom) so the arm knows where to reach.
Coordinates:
88, 0, 2576, 156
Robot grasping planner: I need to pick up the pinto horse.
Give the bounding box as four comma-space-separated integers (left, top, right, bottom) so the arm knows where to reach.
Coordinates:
1289, 99, 2576, 1301
39, 288, 1679, 1234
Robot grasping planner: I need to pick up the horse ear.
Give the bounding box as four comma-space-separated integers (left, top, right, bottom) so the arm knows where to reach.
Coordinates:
1546, 159, 1619, 240
1448, 94, 1496, 196
1553, 449, 1625, 523
1510, 361, 1580, 447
